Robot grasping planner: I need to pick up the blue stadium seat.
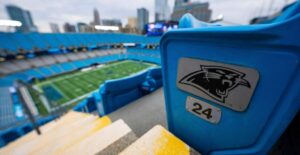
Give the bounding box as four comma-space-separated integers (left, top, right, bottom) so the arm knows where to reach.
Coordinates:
24, 69, 44, 79
73, 34, 83, 47
160, 6, 300, 155
20, 124, 33, 134
49, 64, 64, 74
73, 100, 87, 112
4, 73, 30, 82
87, 34, 98, 47
27, 33, 48, 50
256, 1, 300, 24
96, 70, 148, 116
54, 34, 70, 48
73, 95, 97, 113
37, 67, 54, 77
0, 129, 21, 147
0, 33, 18, 53
10, 33, 34, 51
43, 34, 60, 50
67, 34, 77, 46
60, 62, 76, 72
72, 60, 87, 68
140, 67, 163, 93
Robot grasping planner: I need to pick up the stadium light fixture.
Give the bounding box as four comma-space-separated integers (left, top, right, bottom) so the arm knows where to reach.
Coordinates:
0, 19, 22, 27
95, 25, 119, 31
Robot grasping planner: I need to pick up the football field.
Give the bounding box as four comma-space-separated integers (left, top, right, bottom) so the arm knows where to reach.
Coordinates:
34, 60, 155, 107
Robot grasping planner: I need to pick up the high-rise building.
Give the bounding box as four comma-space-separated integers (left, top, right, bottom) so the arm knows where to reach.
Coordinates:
102, 19, 122, 27
171, 2, 212, 22
49, 23, 60, 33
137, 8, 149, 32
123, 17, 138, 34
63, 23, 76, 33
155, 0, 170, 21
77, 22, 92, 32
6, 5, 38, 32
127, 18, 138, 28
174, 0, 190, 8
93, 8, 101, 25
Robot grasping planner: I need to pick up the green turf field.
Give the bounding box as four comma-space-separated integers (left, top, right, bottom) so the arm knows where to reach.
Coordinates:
33, 60, 154, 107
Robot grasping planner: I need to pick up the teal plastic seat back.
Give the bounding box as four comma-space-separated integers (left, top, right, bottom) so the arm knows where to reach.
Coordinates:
160, 8, 300, 155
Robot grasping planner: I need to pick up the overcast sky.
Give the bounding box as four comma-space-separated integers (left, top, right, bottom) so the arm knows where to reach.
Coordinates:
0, 0, 296, 32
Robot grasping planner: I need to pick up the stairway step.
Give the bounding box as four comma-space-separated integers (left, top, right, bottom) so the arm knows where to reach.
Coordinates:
32, 116, 112, 155
40, 111, 94, 133
0, 111, 97, 155
120, 125, 200, 155
97, 131, 137, 155
0, 111, 88, 153
59, 119, 136, 155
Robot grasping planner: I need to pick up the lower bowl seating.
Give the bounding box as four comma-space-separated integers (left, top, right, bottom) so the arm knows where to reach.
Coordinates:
97, 70, 149, 116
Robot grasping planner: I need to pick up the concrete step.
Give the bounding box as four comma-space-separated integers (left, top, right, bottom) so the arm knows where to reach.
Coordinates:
59, 119, 137, 155
0, 111, 97, 155
120, 125, 200, 155
32, 116, 112, 155
0, 111, 88, 153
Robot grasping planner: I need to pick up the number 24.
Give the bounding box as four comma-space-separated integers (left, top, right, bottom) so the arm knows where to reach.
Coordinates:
192, 102, 213, 119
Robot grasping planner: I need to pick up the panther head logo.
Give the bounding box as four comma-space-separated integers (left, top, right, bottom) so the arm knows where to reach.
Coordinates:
179, 65, 251, 103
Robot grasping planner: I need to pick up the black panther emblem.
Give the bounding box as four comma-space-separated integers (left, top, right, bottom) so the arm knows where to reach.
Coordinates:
179, 65, 251, 103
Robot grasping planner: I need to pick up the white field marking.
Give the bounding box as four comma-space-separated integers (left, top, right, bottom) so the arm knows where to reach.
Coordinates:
81, 67, 93, 72
96, 64, 105, 69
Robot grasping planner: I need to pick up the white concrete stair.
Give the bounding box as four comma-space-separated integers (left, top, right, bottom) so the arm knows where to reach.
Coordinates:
59, 119, 137, 155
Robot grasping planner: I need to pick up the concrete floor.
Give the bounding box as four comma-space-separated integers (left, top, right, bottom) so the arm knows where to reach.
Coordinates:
108, 88, 167, 137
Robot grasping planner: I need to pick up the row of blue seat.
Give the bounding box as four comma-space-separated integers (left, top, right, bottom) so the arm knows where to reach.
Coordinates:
127, 48, 160, 55
74, 67, 163, 115
0, 33, 160, 53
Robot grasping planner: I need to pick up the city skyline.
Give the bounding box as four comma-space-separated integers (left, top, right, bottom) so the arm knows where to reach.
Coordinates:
0, 0, 296, 32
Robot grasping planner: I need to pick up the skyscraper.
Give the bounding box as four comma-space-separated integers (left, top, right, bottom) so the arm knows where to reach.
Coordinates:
127, 18, 138, 28
123, 17, 138, 34
155, 0, 170, 21
137, 8, 149, 33
77, 22, 92, 32
49, 23, 60, 33
63, 23, 76, 33
6, 5, 38, 32
93, 8, 101, 25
